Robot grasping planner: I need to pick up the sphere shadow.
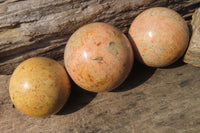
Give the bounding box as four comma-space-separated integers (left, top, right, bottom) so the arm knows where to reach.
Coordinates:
56, 82, 97, 115
112, 61, 156, 92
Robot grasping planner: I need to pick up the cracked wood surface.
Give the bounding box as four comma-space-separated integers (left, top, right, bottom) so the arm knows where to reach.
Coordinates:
0, 0, 200, 74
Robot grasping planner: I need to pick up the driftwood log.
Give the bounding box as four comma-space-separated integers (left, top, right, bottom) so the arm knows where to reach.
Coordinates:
0, 0, 200, 74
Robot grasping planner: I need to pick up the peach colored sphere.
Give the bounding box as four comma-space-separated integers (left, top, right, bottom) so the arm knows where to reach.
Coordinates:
129, 7, 189, 67
64, 22, 134, 92
9, 57, 71, 117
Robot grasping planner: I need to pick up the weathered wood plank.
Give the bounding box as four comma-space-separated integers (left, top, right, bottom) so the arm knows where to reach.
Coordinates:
1, 62, 200, 132
0, 0, 200, 74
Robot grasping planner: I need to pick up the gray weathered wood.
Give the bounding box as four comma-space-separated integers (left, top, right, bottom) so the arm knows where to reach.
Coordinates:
1, 62, 200, 132
0, 0, 200, 74
184, 8, 200, 66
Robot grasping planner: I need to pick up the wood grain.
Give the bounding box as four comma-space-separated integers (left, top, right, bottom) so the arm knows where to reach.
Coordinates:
1, 61, 200, 132
0, 0, 200, 74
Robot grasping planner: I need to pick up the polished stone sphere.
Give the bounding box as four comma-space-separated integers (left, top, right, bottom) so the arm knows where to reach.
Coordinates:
9, 57, 71, 117
129, 7, 189, 67
64, 22, 134, 92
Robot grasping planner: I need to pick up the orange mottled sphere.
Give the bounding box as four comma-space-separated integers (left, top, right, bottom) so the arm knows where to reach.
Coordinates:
129, 7, 189, 67
9, 57, 71, 117
64, 22, 134, 92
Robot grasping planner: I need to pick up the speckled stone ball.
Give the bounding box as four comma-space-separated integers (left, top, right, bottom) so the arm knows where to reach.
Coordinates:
129, 7, 189, 67
9, 57, 71, 117
64, 22, 134, 92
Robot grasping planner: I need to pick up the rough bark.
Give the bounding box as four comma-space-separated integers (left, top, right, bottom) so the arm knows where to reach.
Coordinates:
0, 0, 200, 74
184, 8, 200, 66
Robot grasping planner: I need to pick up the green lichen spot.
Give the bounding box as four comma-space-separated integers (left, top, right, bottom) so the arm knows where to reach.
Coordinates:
105, 41, 121, 60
